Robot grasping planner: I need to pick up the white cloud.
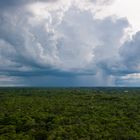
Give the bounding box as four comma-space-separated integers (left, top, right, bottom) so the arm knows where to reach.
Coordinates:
120, 32, 140, 73
121, 73, 140, 80
0, 75, 25, 87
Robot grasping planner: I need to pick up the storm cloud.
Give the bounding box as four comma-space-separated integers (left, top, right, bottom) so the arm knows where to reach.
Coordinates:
0, 0, 139, 86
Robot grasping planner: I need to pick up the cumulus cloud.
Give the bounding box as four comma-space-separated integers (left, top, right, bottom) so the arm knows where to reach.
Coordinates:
96, 30, 140, 86
1, 0, 139, 86
120, 32, 140, 73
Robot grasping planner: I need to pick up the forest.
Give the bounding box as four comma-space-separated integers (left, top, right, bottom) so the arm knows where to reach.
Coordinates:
0, 87, 140, 140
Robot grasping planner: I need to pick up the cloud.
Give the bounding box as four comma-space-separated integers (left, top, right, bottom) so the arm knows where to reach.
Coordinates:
0, 75, 25, 87
90, 0, 114, 5
0, 0, 57, 8
96, 30, 140, 86
0, 6, 128, 68
120, 31, 140, 73
1, 0, 138, 86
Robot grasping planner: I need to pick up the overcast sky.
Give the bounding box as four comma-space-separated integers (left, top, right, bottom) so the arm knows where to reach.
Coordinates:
0, 0, 140, 87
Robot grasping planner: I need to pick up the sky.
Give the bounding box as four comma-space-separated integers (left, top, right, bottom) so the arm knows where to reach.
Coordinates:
0, 0, 140, 87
